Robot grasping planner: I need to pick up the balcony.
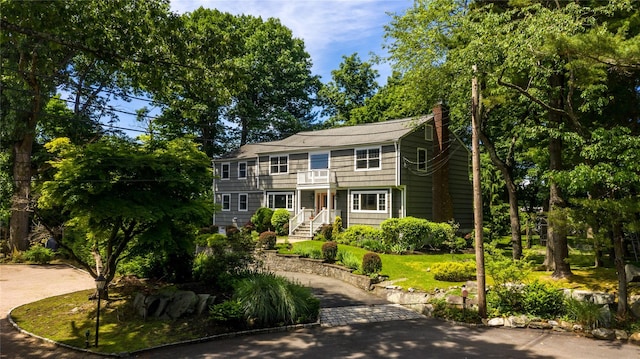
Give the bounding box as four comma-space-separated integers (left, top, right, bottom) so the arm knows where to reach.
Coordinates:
297, 170, 335, 188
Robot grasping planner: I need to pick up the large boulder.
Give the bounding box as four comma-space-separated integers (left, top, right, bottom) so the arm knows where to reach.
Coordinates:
625, 264, 640, 283
592, 328, 615, 340
630, 295, 640, 318
163, 290, 199, 319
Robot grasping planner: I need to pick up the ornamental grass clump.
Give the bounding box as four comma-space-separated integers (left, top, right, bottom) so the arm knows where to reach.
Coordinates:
233, 272, 319, 327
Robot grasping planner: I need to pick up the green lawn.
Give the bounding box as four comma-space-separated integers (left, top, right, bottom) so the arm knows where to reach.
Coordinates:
281, 240, 640, 295
281, 240, 476, 291
10, 289, 215, 353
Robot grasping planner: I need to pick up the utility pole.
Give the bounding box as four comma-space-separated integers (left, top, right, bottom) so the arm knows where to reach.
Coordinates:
471, 65, 487, 318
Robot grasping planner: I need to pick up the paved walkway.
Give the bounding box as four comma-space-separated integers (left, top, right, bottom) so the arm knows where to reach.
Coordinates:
320, 304, 424, 327
275, 270, 426, 327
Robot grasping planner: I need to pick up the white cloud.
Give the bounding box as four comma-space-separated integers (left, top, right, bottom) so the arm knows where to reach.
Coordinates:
170, 0, 411, 81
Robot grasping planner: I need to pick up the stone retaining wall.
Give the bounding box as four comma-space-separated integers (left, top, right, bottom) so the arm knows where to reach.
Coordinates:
260, 250, 373, 291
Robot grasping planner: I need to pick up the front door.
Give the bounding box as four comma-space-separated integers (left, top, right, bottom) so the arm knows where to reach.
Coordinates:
315, 192, 327, 214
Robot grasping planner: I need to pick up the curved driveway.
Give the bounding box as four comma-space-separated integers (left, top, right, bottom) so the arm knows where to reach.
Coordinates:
2, 264, 639, 359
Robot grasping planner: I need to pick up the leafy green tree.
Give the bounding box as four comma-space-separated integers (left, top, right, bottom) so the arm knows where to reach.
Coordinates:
38, 136, 214, 288
385, 0, 639, 277
151, 9, 320, 154
349, 72, 424, 124
1, 0, 176, 252
318, 53, 379, 126
556, 127, 640, 318
226, 16, 320, 145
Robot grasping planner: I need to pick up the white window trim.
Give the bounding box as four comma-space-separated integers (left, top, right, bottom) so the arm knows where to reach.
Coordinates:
238, 193, 248, 211
269, 155, 289, 175
221, 193, 231, 211
238, 162, 247, 179
221, 162, 230, 180
267, 192, 294, 210
417, 147, 428, 172
425, 124, 433, 141
354, 146, 382, 171
308, 151, 330, 170
351, 190, 388, 213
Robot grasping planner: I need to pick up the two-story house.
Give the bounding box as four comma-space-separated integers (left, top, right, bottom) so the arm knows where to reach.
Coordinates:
212, 105, 473, 239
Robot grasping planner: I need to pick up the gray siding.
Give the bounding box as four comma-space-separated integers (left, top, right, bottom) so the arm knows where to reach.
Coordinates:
212, 120, 472, 231
332, 145, 397, 188
214, 160, 259, 193
214, 192, 263, 227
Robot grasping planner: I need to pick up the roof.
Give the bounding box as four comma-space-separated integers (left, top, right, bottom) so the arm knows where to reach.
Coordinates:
218, 115, 433, 160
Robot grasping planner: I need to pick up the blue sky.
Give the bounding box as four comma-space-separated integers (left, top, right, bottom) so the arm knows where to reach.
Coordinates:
110, 0, 413, 135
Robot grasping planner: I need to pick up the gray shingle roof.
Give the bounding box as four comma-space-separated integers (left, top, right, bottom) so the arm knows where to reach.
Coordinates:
218, 115, 432, 160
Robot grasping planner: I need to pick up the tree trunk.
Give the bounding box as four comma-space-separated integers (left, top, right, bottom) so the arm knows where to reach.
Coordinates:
612, 222, 628, 319
471, 66, 487, 318
507, 180, 523, 260
548, 135, 572, 278
9, 128, 37, 253
477, 132, 522, 259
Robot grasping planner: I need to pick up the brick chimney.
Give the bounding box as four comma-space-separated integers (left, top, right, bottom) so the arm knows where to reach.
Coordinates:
432, 103, 453, 223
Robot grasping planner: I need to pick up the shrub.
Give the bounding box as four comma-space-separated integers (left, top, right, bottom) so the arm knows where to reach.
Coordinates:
431, 261, 476, 282
258, 231, 277, 250
521, 280, 565, 318
362, 252, 382, 275
23, 245, 54, 264
321, 241, 338, 262
332, 216, 343, 239
234, 272, 319, 327
429, 222, 456, 250
381, 217, 431, 252
485, 243, 532, 316
293, 247, 323, 259
319, 224, 333, 241
337, 250, 360, 271
251, 207, 274, 233
564, 297, 608, 329
192, 234, 256, 291
360, 238, 388, 253
209, 300, 245, 328
338, 225, 386, 246
271, 209, 290, 235
206, 233, 226, 246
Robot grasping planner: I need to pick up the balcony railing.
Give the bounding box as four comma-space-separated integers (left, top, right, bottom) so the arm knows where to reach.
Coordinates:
297, 170, 334, 186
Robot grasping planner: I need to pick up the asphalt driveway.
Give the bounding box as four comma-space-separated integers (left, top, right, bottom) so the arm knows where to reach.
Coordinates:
2, 264, 639, 359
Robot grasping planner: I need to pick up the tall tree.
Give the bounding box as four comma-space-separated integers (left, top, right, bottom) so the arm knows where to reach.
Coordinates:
150, 9, 320, 154
318, 53, 379, 126
385, 0, 638, 277
557, 127, 640, 318
38, 136, 213, 288
1, 0, 176, 252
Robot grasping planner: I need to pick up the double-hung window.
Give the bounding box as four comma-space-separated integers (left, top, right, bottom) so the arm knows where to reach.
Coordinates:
238, 193, 248, 211
309, 152, 329, 170
270, 155, 288, 174
352, 191, 387, 212
355, 147, 381, 170
238, 162, 247, 179
417, 148, 427, 172
221, 194, 231, 211
221, 163, 230, 180
267, 192, 294, 210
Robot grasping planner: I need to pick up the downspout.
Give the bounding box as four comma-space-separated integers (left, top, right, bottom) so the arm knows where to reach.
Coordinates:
211, 159, 216, 226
